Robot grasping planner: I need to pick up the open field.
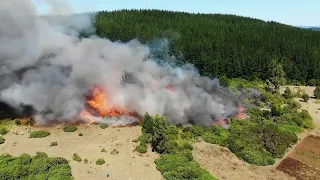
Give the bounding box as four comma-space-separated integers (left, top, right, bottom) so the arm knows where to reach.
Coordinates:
0, 125, 163, 180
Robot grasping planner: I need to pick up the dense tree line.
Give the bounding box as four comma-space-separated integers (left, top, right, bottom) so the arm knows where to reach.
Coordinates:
94, 9, 320, 84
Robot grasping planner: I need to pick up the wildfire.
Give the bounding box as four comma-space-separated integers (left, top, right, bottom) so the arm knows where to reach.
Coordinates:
80, 86, 141, 125
235, 105, 246, 119
212, 105, 246, 127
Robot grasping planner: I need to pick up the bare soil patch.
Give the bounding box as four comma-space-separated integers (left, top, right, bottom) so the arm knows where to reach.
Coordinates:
288, 135, 320, 167
193, 141, 294, 180
276, 157, 320, 180
0, 124, 163, 180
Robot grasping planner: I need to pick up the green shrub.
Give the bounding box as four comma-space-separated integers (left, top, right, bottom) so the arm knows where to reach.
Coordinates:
101, 148, 107, 153
84, 159, 88, 164
50, 141, 58, 147
301, 93, 310, 102
0, 136, 5, 144
78, 133, 83, 136
135, 143, 147, 153
96, 158, 105, 165
0, 128, 8, 135
29, 130, 51, 138
63, 125, 77, 132
283, 87, 293, 99
141, 112, 154, 134
72, 153, 82, 162
151, 114, 169, 154
110, 149, 119, 155
287, 99, 301, 109
314, 86, 320, 99
271, 103, 282, 116
100, 124, 108, 129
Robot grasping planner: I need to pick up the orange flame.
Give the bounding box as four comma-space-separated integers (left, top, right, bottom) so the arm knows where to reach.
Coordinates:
80, 86, 141, 125
235, 105, 246, 119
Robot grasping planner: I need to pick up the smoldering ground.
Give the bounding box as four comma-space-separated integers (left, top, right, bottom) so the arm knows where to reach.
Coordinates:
0, 0, 241, 126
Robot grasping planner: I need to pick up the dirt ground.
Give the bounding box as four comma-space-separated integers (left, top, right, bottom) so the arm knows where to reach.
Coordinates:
0, 125, 163, 180
193, 142, 293, 180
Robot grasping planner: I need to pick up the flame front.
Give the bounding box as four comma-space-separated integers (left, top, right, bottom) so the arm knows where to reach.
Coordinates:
80, 86, 141, 124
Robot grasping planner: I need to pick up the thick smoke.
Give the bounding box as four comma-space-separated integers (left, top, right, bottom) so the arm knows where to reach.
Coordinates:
0, 0, 239, 125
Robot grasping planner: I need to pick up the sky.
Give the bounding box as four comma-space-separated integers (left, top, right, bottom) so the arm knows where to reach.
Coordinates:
33, 0, 319, 26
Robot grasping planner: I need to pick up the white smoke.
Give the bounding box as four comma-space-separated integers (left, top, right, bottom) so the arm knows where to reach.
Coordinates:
0, 0, 239, 125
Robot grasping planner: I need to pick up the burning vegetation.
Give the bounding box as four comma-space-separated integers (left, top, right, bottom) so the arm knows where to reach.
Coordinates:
80, 85, 142, 125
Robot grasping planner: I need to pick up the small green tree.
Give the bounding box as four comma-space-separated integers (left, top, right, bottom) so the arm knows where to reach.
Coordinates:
141, 112, 154, 134
151, 114, 169, 153
283, 87, 293, 99
267, 59, 286, 92
301, 93, 309, 102
314, 86, 320, 99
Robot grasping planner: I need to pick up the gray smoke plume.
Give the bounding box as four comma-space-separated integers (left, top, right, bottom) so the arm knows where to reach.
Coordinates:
0, 0, 240, 126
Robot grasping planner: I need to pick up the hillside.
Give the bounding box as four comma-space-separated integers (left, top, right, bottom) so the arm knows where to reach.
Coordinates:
95, 10, 320, 84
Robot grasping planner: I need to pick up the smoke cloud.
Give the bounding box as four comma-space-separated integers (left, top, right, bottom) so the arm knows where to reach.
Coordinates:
0, 0, 239, 126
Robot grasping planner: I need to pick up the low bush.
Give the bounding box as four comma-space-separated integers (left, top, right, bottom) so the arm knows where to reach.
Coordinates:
96, 158, 105, 165
0, 128, 8, 135
314, 86, 320, 99
50, 141, 58, 147
110, 149, 119, 155
84, 159, 88, 163
72, 153, 82, 162
0, 136, 5, 144
63, 125, 77, 132
101, 148, 107, 153
100, 124, 108, 129
302, 93, 310, 102
283, 87, 293, 99
135, 142, 147, 153
29, 130, 51, 138
78, 133, 83, 136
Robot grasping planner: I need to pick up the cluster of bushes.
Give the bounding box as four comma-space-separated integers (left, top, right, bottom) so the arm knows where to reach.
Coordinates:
0, 152, 72, 179
137, 113, 216, 180
182, 79, 312, 166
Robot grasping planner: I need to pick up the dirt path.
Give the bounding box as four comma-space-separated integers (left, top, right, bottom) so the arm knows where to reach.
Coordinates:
0, 125, 163, 180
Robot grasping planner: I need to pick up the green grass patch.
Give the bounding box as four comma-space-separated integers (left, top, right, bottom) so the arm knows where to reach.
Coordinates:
278, 124, 303, 134
29, 130, 51, 138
